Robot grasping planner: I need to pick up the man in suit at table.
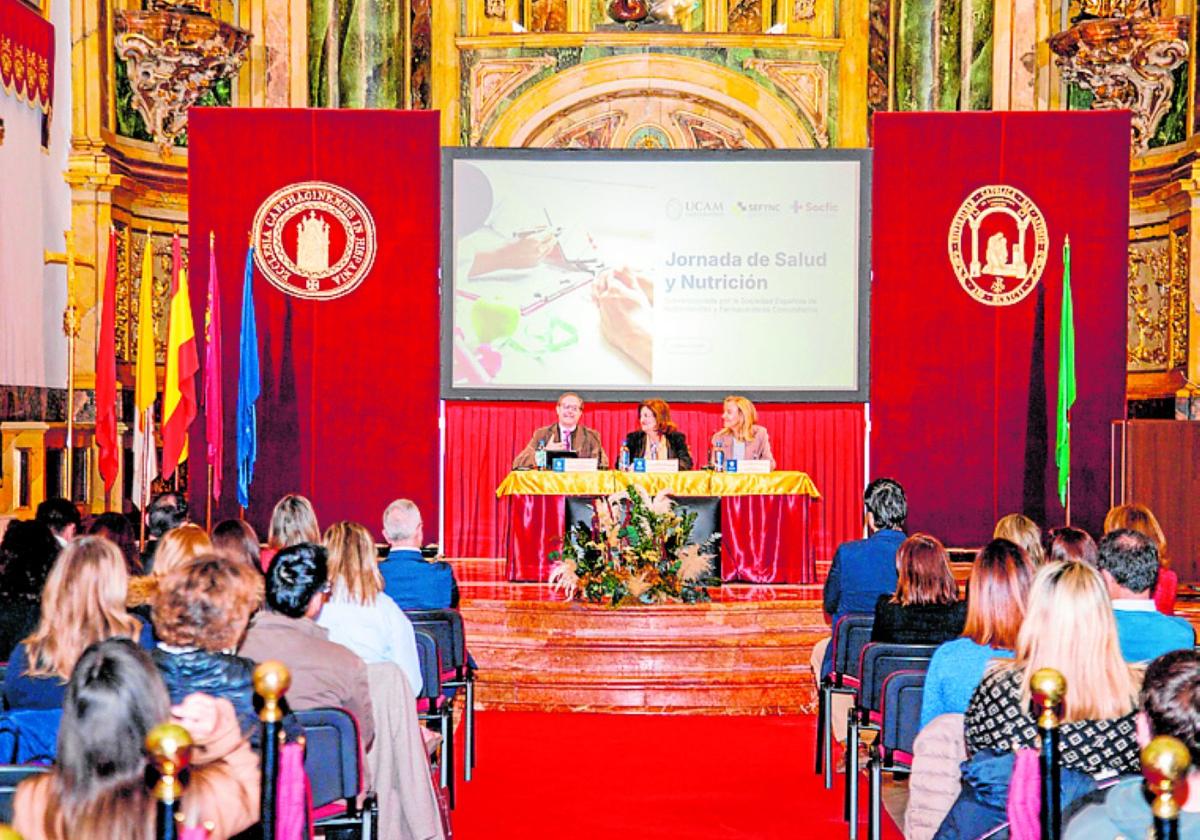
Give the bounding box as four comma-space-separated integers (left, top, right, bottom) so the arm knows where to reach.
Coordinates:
512, 391, 610, 469
380, 498, 460, 610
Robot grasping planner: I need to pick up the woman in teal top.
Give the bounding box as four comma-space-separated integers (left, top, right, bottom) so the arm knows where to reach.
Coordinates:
919, 539, 1034, 729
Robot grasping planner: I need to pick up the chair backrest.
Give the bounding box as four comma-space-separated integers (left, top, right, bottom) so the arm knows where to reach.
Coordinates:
413, 630, 443, 702
0, 765, 49, 823
831, 614, 874, 679
857, 643, 937, 714
880, 671, 926, 757
406, 609, 466, 672
293, 708, 363, 810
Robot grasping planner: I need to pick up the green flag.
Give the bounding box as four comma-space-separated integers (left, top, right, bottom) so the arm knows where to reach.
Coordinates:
1056, 237, 1076, 507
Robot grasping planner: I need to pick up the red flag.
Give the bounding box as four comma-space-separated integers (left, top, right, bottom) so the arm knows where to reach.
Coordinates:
161, 232, 199, 481
96, 227, 118, 494
205, 232, 223, 501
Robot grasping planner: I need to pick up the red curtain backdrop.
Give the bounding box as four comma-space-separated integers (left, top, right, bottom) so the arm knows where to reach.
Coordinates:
444, 401, 864, 561
870, 112, 1130, 545
188, 109, 440, 538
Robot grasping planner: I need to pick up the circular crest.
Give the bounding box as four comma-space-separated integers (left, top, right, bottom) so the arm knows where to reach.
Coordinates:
948, 185, 1049, 307
252, 181, 376, 301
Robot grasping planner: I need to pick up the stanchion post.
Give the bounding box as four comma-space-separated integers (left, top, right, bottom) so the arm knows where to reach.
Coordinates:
1031, 668, 1066, 840
1143, 735, 1191, 840
147, 723, 193, 840
254, 660, 291, 840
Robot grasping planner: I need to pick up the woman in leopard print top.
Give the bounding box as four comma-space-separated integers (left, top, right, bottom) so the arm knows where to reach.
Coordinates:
963, 561, 1143, 777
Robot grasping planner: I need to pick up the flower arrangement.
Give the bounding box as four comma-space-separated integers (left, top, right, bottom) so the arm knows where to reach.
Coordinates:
548, 484, 719, 606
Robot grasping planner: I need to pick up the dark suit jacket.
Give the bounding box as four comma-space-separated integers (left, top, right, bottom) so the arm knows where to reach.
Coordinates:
820, 528, 904, 677
622, 430, 693, 470
380, 547, 460, 610
513, 423, 609, 469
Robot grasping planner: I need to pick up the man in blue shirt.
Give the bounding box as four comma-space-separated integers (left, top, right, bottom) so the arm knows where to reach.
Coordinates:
814, 477, 907, 679
1098, 528, 1194, 663
379, 498, 459, 610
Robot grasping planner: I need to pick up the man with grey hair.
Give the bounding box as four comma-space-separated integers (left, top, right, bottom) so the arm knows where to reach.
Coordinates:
380, 499, 459, 610
1098, 528, 1193, 663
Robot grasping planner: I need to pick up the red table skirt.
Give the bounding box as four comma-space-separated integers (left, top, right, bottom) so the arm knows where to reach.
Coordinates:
504, 494, 814, 583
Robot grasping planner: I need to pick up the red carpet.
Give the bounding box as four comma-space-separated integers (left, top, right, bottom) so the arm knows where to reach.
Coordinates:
451, 712, 904, 839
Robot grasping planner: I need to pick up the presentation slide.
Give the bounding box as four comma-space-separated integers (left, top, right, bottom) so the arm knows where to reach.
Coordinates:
443, 150, 869, 400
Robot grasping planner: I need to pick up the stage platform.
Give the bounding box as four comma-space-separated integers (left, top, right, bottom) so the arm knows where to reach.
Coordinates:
451, 557, 1200, 716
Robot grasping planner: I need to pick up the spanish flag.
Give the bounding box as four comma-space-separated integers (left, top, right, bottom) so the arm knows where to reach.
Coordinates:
132, 236, 158, 509
162, 233, 199, 481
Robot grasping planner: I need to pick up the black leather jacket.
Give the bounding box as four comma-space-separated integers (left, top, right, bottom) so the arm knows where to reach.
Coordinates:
152, 647, 258, 735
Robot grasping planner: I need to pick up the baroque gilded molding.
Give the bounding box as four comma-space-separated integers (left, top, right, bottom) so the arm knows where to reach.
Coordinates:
742, 58, 829, 147
1127, 239, 1174, 369
469, 56, 558, 144
1049, 16, 1189, 155
113, 5, 251, 153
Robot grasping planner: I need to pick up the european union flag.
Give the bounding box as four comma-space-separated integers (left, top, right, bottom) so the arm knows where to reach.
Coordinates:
236, 247, 260, 508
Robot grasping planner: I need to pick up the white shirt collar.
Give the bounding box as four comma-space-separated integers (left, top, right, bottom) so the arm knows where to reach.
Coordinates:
1112, 598, 1158, 613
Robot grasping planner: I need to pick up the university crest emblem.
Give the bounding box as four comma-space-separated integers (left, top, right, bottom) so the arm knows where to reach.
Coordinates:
948, 185, 1049, 306
252, 181, 376, 300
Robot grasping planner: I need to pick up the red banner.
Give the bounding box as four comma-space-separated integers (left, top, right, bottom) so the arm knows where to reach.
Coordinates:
0, 0, 52, 112
188, 109, 441, 538
870, 112, 1130, 545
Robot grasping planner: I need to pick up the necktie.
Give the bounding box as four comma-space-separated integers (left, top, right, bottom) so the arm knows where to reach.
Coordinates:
563, 429, 572, 450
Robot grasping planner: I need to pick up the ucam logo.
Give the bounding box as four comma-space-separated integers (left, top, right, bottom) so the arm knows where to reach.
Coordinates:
666, 198, 724, 218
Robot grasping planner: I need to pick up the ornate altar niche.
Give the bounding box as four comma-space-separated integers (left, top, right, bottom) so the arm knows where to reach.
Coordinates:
433, 0, 869, 148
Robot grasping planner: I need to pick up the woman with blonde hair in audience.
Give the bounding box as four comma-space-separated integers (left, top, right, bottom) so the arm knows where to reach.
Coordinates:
993, 513, 1044, 566
1105, 502, 1176, 614
318, 521, 423, 696
871, 533, 966, 645
918, 539, 1033, 727
946, 562, 1143, 837
4, 536, 151, 710
12, 637, 259, 840
710, 395, 775, 469
126, 523, 213, 609
261, 493, 320, 571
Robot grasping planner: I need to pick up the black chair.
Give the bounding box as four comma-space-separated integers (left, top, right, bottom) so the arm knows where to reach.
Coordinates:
0, 765, 48, 823
406, 608, 477, 781
816, 614, 874, 789
294, 708, 378, 840
866, 670, 926, 840
844, 643, 937, 839
414, 630, 455, 809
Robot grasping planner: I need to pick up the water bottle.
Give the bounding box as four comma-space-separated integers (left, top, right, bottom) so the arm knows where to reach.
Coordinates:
713, 448, 725, 473
535, 439, 547, 471
618, 446, 631, 471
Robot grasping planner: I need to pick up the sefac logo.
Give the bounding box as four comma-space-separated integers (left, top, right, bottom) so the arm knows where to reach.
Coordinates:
252, 181, 377, 301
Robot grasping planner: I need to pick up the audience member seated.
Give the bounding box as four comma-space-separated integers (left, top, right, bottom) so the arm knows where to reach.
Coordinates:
920, 539, 1033, 728
87, 511, 141, 575
1065, 649, 1200, 839
871, 533, 966, 644
34, 498, 80, 549
1048, 526, 1098, 566
1097, 529, 1194, 663
141, 492, 189, 573
239, 543, 375, 747
318, 521, 423, 696
5, 536, 151, 710
993, 512, 1045, 566
12, 637, 259, 840
512, 391, 609, 469
1105, 502, 1177, 615
0, 519, 59, 661
211, 518, 264, 573
261, 493, 321, 572
710, 395, 775, 469
381, 499, 459, 610
949, 562, 1142, 837
813, 477, 907, 679
151, 554, 264, 735
127, 523, 213, 609
622, 399, 693, 469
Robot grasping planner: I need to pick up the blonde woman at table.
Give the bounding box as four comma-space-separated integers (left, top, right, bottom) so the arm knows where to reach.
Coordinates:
711, 395, 776, 470
622, 399, 693, 470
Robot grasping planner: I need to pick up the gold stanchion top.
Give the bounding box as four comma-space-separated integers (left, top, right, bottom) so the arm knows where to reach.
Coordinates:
1030, 667, 1067, 728
254, 660, 291, 723
1142, 735, 1192, 820
146, 723, 193, 803
0, 825, 25, 839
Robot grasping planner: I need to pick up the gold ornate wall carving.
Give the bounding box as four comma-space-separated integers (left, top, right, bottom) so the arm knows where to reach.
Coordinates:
1126, 228, 1190, 374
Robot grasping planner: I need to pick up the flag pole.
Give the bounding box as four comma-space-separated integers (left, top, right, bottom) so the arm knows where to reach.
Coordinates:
206, 465, 214, 531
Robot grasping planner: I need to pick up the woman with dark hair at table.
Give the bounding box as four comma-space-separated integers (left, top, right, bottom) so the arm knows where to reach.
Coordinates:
622, 398, 693, 469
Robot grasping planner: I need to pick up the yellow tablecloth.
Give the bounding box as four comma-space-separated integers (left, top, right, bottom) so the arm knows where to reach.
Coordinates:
495, 470, 820, 499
